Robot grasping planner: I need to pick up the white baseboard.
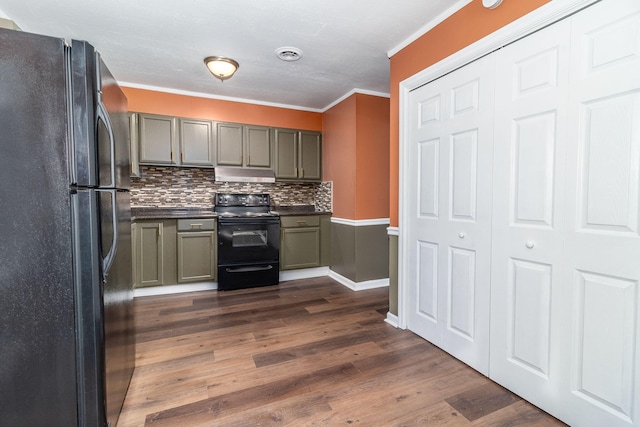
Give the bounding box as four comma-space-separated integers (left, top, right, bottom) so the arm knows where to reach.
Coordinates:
134, 281, 217, 297
135, 268, 331, 297
134, 267, 389, 297
384, 312, 399, 328
279, 267, 330, 282
328, 270, 389, 291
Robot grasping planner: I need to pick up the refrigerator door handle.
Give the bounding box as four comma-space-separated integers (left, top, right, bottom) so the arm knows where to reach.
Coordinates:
96, 100, 116, 188
101, 189, 119, 284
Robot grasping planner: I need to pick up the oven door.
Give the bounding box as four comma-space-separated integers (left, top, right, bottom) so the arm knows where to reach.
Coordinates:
217, 218, 280, 265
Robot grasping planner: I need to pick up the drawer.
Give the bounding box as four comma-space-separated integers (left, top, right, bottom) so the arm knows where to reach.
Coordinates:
177, 218, 216, 231
280, 215, 320, 228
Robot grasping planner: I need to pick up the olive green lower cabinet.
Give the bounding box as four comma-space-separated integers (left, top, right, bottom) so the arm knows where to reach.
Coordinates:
176, 219, 217, 283
280, 215, 330, 270
133, 220, 177, 287
133, 218, 217, 288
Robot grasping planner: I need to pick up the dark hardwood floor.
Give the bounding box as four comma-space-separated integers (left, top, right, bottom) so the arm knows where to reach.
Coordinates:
119, 277, 565, 426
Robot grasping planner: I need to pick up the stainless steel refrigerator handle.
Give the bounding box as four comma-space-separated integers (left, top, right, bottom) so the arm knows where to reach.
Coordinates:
101, 189, 119, 284
96, 101, 116, 188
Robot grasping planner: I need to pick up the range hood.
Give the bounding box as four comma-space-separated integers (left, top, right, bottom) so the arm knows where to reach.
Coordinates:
214, 166, 276, 183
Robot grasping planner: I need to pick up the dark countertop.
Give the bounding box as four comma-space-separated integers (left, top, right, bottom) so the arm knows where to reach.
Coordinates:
131, 205, 331, 221
275, 210, 332, 216
131, 207, 217, 221
273, 205, 332, 216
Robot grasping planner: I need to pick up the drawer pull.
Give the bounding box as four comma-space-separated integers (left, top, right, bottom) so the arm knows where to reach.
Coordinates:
297, 220, 307, 225
190, 223, 203, 228
226, 265, 273, 273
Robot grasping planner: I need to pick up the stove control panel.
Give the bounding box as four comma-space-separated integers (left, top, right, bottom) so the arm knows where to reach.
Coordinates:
215, 193, 270, 207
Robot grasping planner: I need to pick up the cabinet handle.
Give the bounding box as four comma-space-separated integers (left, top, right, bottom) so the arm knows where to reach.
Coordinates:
525, 241, 535, 249
190, 223, 203, 228
170, 151, 174, 163
294, 167, 298, 177
300, 168, 304, 178
458, 232, 465, 239
297, 220, 307, 225
158, 226, 162, 237
181, 151, 184, 163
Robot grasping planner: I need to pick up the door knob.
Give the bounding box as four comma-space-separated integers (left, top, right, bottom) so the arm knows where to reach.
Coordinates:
525, 241, 535, 249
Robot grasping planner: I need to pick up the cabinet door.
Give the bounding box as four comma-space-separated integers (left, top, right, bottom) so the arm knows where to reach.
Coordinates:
298, 131, 322, 181
139, 114, 176, 164
216, 122, 243, 166
136, 221, 164, 286
245, 125, 272, 168
281, 227, 320, 270
180, 119, 214, 167
177, 231, 215, 282
274, 128, 298, 179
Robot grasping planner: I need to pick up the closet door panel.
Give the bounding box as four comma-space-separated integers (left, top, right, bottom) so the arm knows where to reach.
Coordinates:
407, 80, 447, 345
407, 53, 495, 375
562, 1, 640, 425
440, 57, 495, 374
511, 112, 557, 228
490, 17, 571, 415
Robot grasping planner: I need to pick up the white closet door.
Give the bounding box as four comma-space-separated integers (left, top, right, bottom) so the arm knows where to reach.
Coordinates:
489, 18, 571, 415
561, 1, 640, 426
406, 53, 495, 374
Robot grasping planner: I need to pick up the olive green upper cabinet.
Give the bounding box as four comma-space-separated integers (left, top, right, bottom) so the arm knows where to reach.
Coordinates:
138, 113, 214, 167
216, 122, 243, 166
298, 131, 322, 181
216, 122, 272, 169
179, 118, 214, 166
139, 113, 177, 165
273, 128, 298, 179
245, 125, 272, 169
274, 128, 322, 181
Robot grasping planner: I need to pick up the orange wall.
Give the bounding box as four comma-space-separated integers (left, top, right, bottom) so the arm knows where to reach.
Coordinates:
388, 0, 550, 226
322, 95, 357, 219
355, 94, 390, 219
323, 93, 390, 220
123, 87, 322, 131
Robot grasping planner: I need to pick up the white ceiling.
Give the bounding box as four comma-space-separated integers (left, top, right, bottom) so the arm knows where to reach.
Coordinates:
0, 0, 468, 111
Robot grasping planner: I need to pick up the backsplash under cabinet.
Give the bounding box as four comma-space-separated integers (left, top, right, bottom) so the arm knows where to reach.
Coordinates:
131, 166, 332, 211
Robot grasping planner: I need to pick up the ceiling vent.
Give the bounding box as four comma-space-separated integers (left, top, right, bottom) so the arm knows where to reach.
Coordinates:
275, 47, 303, 62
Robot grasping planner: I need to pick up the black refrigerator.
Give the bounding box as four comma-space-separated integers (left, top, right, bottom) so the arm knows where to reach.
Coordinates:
0, 28, 134, 427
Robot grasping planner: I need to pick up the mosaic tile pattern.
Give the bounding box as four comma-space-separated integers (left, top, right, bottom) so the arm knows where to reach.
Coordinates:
131, 166, 332, 212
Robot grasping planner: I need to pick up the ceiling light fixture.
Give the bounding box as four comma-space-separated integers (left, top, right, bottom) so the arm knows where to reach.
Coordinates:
482, 0, 503, 8
204, 56, 239, 81
275, 47, 303, 62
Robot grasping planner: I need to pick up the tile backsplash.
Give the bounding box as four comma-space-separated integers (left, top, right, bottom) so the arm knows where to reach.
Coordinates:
131, 166, 332, 212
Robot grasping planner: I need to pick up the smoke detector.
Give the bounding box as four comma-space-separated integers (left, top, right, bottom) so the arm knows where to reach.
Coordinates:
275, 47, 303, 62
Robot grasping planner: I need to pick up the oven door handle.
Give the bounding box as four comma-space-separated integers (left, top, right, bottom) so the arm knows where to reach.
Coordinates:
225, 265, 274, 273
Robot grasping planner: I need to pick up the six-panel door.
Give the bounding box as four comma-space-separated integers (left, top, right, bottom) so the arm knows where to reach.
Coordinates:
406, 53, 495, 375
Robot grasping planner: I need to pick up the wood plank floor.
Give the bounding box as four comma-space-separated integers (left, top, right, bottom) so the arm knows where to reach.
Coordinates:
118, 277, 565, 426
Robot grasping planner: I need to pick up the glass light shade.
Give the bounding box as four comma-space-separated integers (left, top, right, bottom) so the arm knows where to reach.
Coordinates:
204, 56, 239, 81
